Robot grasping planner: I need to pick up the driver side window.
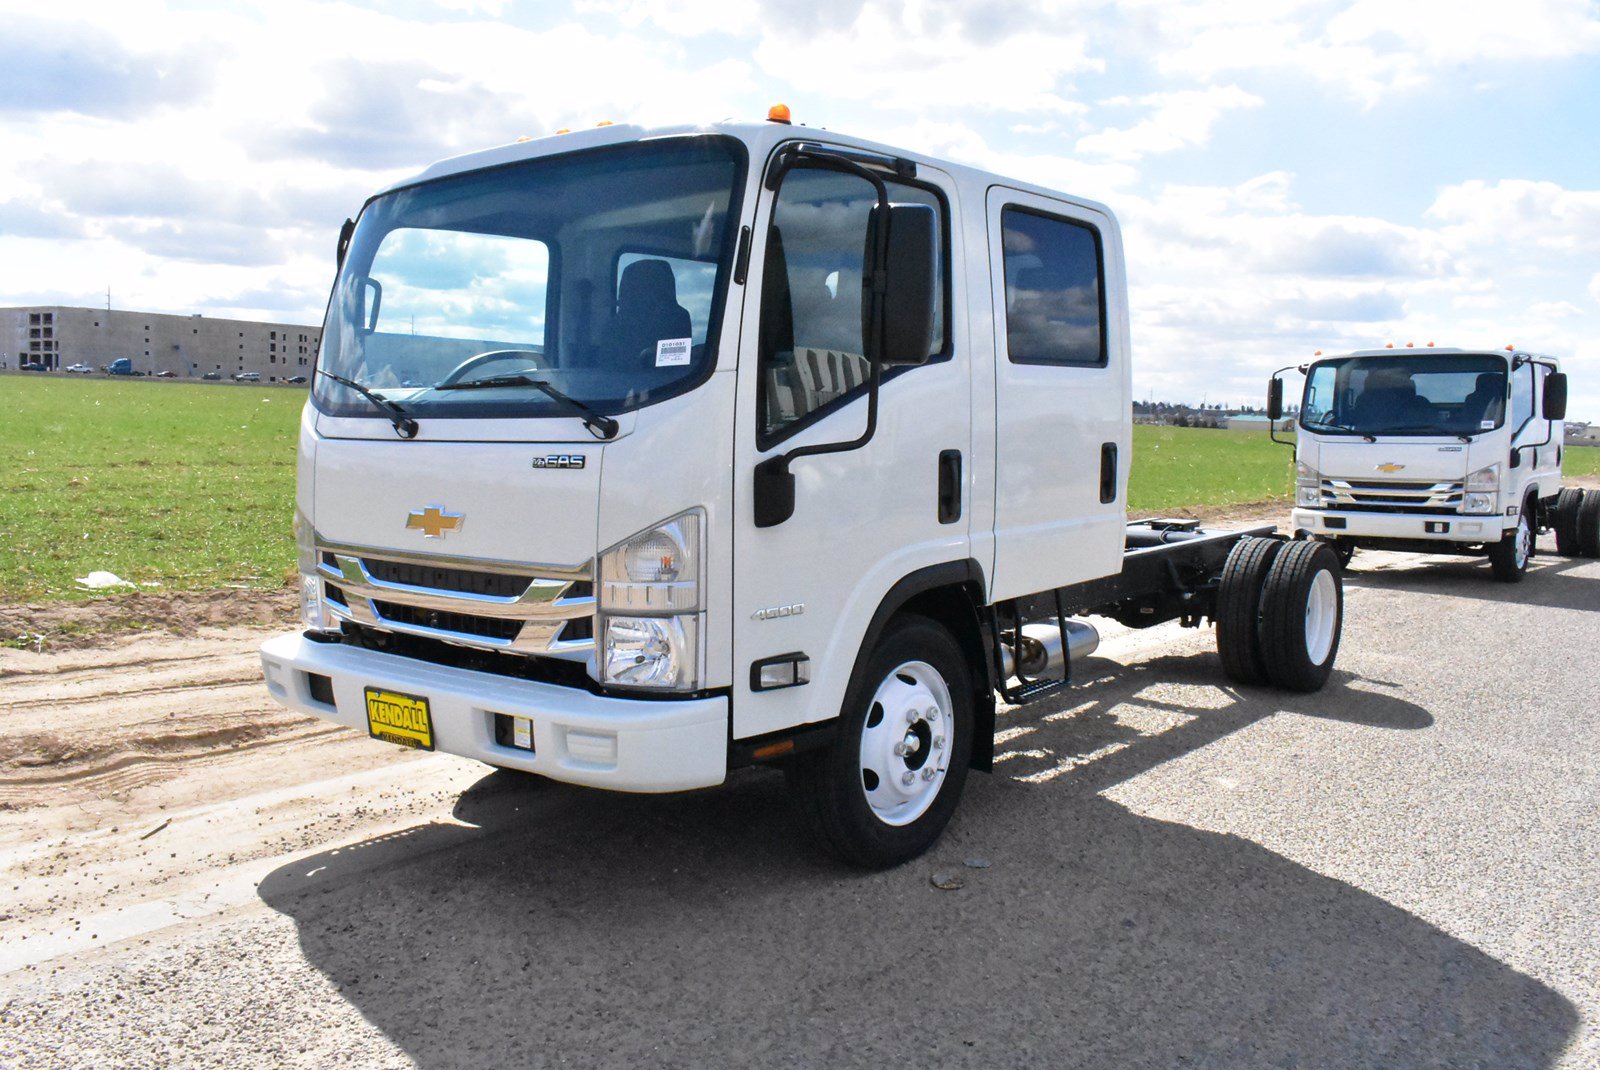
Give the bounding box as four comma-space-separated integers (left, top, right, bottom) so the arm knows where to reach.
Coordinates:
756, 166, 946, 448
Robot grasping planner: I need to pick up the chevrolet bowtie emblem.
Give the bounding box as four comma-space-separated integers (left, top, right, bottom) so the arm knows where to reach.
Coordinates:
1375, 463, 1407, 473
406, 506, 463, 538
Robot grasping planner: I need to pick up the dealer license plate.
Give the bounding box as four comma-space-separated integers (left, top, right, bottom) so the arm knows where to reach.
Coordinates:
364, 687, 434, 751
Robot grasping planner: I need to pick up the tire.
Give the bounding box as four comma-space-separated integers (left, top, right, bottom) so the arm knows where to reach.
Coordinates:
786, 615, 974, 869
1257, 540, 1343, 692
1553, 488, 1584, 557
1215, 536, 1286, 686
1322, 538, 1356, 569
1580, 491, 1600, 559
1487, 500, 1533, 583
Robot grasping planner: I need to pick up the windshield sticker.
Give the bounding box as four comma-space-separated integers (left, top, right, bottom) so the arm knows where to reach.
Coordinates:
1481, 420, 1495, 429
655, 338, 692, 367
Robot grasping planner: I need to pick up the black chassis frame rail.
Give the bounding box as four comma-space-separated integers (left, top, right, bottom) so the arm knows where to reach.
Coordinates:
986, 519, 1279, 706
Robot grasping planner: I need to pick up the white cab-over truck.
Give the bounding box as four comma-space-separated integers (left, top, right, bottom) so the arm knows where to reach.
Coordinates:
261, 114, 1347, 867
1269, 346, 1599, 581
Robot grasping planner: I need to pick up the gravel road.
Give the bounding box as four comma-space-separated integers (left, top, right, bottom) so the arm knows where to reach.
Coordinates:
1, 539, 1596, 1068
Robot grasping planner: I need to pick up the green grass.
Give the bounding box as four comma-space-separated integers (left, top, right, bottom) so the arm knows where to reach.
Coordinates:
1564, 443, 1600, 479
1127, 425, 1293, 513
2, 376, 299, 601
3, 374, 1596, 603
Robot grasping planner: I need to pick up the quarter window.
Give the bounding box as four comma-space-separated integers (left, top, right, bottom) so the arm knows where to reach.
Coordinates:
1001, 207, 1105, 367
757, 165, 947, 445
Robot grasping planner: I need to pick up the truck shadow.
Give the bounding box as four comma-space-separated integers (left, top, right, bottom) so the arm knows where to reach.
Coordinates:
1343, 547, 1600, 614
258, 662, 1575, 1069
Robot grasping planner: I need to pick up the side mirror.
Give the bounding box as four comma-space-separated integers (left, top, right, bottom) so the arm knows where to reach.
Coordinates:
1543, 372, 1568, 421
1266, 377, 1284, 421
866, 203, 937, 366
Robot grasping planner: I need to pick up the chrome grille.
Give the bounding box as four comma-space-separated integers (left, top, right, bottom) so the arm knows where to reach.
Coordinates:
1319, 478, 1464, 515
315, 536, 594, 659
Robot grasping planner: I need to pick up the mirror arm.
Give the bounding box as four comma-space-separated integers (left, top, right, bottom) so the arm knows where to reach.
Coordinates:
754, 150, 893, 528
1268, 363, 1301, 449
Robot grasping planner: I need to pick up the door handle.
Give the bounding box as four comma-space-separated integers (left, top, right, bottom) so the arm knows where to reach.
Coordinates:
938, 449, 962, 524
1100, 442, 1118, 504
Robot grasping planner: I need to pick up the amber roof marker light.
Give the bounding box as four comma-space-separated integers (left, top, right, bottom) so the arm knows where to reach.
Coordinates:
767, 103, 792, 124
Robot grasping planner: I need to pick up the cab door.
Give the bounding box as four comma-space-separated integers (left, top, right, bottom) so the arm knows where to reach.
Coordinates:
729, 153, 970, 741
985, 186, 1130, 600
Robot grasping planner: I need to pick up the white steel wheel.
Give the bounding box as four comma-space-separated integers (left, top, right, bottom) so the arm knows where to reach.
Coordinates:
785, 614, 974, 869
1303, 568, 1338, 666
858, 660, 954, 827
1257, 540, 1343, 692
1488, 506, 1532, 583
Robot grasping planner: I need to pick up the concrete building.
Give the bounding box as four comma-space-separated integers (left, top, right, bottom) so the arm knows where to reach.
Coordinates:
1, 305, 321, 383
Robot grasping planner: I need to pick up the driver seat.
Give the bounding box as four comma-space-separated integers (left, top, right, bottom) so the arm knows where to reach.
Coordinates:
603, 259, 693, 370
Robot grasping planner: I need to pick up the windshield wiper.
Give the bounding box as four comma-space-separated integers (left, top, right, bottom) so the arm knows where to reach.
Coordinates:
432, 375, 619, 439
1380, 424, 1473, 443
1303, 420, 1376, 443
316, 369, 419, 439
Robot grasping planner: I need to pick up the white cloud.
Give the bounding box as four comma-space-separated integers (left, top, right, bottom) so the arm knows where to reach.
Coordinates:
1427, 179, 1600, 253
752, 3, 1100, 116
1076, 87, 1262, 161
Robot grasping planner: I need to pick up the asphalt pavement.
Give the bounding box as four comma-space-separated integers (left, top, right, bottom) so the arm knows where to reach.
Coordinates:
1, 540, 1596, 1068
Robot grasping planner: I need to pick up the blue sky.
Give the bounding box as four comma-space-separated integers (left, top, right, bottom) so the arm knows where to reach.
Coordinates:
2, 0, 1598, 415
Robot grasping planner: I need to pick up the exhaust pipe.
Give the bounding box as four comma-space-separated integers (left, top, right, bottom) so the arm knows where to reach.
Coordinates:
999, 620, 1100, 680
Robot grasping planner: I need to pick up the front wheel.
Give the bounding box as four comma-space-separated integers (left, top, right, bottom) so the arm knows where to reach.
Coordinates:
1488, 506, 1532, 583
787, 615, 974, 869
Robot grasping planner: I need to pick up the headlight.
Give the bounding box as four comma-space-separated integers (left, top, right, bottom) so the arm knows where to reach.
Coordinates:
1465, 464, 1500, 491
1463, 493, 1495, 514
295, 511, 327, 631
1296, 485, 1322, 507
598, 509, 704, 690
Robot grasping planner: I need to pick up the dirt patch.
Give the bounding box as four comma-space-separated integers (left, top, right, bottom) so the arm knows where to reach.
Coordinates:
0, 587, 296, 653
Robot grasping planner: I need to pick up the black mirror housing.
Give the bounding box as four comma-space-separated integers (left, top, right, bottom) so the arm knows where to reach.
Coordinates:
866, 203, 937, 366
1544, 372, 1569, 421
1266, 377, 1284, 421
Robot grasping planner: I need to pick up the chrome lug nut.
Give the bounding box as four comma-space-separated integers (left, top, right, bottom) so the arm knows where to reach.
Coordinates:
893, 742, 908, 757
901, 771, 915, 786
933, 736, 945, 750
921, 767, 937, 781
906, 710, 919, 724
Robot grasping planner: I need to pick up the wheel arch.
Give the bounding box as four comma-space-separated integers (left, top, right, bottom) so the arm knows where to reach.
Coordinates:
851, 560, 997, 773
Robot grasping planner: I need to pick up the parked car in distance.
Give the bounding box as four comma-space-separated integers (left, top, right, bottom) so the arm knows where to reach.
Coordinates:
233, 371, 261, 382
202, 371, 223, 380
66, 363, 93, 374
20, 362, 47, 371
156, 370, 177, 378
285, 375, 307, 384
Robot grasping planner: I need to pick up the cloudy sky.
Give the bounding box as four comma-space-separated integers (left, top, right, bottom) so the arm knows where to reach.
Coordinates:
3, 0, 1599, 414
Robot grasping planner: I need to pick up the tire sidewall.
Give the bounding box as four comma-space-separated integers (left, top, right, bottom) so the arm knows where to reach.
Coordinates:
1261, 541, 1343, 691
819, 616, 975, 866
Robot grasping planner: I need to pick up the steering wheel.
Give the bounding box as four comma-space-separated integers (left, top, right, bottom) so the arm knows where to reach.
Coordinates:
435, 349, 543, 387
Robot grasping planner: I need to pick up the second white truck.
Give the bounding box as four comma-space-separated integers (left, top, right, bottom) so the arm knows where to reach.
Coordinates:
1270, 345, 1598, 580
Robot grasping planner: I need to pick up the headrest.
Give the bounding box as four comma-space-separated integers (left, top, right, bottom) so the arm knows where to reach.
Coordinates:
618, 259, 678, 310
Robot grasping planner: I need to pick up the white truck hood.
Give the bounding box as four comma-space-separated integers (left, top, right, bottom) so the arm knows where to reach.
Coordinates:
311, 437, 599, 568
1309, 437, 1492, 482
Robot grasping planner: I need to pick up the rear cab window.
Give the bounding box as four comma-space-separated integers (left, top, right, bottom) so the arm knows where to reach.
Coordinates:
999, 207, 1106, 367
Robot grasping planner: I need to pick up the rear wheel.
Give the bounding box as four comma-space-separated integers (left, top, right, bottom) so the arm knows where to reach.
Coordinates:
1215, 536, 1286, 686
1488, 503, 1533, 583
1553, 488, 1584, 557
1580, 491, 1600, 559
1257, 540, 1343, 692
787, 615, 974, 869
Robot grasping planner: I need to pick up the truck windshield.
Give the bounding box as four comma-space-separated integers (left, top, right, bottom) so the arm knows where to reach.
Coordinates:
1300, 354, 1508, 438
313, 137, 745, 422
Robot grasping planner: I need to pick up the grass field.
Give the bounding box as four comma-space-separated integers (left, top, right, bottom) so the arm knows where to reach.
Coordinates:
2, 375, 1595, 602
2, 377, 298, 602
